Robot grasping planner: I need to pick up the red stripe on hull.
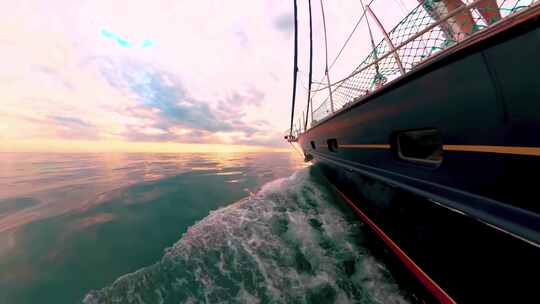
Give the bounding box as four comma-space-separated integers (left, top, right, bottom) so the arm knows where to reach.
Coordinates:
332, 185, 456, 304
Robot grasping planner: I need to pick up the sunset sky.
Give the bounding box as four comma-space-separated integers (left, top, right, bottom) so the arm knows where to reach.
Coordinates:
0, 0, 417, 152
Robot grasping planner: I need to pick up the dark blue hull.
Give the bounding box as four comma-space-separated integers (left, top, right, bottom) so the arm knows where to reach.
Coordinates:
299, 9, 540, 303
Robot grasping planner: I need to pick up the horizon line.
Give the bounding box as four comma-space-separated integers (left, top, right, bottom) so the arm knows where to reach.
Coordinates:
1, 139, 292, 154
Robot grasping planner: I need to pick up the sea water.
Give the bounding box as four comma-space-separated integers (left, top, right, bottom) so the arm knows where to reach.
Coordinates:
0, 152, 411, 303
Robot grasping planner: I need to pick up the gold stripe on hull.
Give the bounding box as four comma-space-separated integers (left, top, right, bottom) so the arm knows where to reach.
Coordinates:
443, 145, 540, 156
337, 144, 540, 156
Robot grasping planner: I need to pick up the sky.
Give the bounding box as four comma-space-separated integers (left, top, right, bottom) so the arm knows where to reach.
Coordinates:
0, 0, 418, 153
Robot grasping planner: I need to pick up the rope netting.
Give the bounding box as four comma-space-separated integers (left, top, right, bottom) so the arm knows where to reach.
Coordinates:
302, 0, 537, 128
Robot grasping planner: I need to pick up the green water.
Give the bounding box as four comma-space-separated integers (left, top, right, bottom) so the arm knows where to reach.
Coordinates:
0, 152, 411, 303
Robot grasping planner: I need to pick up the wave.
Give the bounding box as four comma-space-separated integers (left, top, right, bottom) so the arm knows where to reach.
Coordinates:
83, 168, 410, 304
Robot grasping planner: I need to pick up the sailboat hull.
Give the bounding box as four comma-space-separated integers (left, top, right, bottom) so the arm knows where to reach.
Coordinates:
299, 12, 540, 303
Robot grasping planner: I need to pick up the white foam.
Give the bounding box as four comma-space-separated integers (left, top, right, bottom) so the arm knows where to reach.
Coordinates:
84, 168, 412, 303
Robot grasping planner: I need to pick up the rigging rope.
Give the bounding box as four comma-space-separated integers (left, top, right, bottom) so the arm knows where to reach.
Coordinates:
311, 0, 489, 92
297, 70, 311, 92
289, 0, 299, 137
289, 141, 305, 159
395, 0, 408, 13
360, 0, 381, 77
310, 0, 376, 105
319, 0, 334, 113
328, 0, 377, 71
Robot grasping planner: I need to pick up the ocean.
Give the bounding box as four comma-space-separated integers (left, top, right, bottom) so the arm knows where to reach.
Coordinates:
0, 152, 412, 303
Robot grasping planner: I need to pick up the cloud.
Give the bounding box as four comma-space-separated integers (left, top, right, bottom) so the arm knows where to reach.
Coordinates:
50, 116, 92, 127
234, 30, 249, 48
34, 66, 76, 91
100, 61, 232, 132
101, 29, 134, 48
100, 29, 154, 49
273, 14, 294, 34
217, 87, 265, 119
4, 0, 380, 149
97, 59, 280, 145
48, 116, 99, 139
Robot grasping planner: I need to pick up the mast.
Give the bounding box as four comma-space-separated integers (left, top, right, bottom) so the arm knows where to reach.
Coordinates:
289, 0, 299, 137
304, 0, 314, 131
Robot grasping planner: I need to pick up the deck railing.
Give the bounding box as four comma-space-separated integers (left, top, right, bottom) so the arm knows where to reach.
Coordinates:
293, 0, 538, 135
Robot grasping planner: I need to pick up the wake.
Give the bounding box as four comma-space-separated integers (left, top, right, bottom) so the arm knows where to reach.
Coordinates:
84, 168, 410, 304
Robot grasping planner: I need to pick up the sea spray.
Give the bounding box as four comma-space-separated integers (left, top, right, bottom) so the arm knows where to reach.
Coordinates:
83, 168, 411, 304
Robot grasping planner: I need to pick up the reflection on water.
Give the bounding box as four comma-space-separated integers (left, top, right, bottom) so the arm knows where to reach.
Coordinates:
0, 152, 306, 234
0, 152, 305, 304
